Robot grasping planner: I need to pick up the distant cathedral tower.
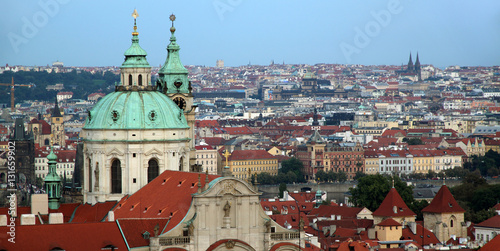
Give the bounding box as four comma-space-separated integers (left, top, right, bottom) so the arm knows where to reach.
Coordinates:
404, 52, 422, 82
82, 10, 194, 204
50, 98, 65, 147
407, 52, 414, 73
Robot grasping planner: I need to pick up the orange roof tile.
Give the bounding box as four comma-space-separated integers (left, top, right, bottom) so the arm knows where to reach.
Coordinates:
373, 188, 416, 217
112, 170, 219, 234
421, 185, 465, 214
0, 222, 127, 251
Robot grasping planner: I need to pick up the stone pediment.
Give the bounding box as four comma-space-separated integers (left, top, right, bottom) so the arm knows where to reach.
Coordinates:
106, 147, 125, 156
144, 148, 163, 157
199, 178, 260, 197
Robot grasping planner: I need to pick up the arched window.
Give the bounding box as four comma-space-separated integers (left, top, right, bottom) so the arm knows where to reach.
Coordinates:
111, 159, 122, 193
44, 139, 50, 146
148, 159, 159, 183
450, 219, 454, 228
138, 74, 143, 86
128, 75, 133, 86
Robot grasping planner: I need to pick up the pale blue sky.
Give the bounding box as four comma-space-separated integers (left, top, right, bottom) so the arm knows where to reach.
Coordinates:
1, 1, 500, 68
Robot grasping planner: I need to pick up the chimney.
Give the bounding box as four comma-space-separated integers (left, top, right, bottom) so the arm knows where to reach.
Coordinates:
31, 194, 48, 215
408, 221, 417, 235
48, 213, 64, 224
330, 225, 337, 234
108, 211, 115, 221
0, 215, 7, 226
20, 214, 36, 225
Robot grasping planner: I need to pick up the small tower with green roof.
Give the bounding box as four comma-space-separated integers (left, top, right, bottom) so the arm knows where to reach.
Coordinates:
118, 9, 152, 90
44, 146, 62, 210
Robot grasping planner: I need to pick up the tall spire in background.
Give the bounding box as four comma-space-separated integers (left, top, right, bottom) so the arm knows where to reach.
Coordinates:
415, 52, 422, 81
407, 52, 414, 73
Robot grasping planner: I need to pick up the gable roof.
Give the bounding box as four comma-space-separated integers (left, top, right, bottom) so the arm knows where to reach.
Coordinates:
421, 185, 465, 214
117, 218, 170, 248
112, 170, 219, 234
476, 215, 500, 229
229, 150, 277, 161
0, 222, 127, 251
378, 218, 401, 226
373, 188, 416, 217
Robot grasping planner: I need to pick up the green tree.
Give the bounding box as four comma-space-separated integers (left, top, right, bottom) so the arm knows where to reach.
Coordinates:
315, 170, 328, 182
349, 174, 415, 212
349, 174, 391, 211
279, 183, 287, 198
337, 171, 347, 183
280, 157, 306, 182
353, 171, 366, 180
406, 138, 423, 145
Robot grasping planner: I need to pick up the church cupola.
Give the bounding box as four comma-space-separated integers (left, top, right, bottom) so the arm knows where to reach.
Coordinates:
44, 146, 62, 210
157, 14, 191, 95
118, 9, 152, 91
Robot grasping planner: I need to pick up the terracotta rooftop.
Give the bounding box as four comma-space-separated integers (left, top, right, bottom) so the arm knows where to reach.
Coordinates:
0, 222, 127, 251
112, 170, 219, 235
373, 188, 416, 217
421, 185, 465, 214
475, 215, 500, 229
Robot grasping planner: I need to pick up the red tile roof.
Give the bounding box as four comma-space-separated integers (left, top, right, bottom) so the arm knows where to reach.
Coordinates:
117, 218, 170, 248
373, 188, 416, 217
378, 218, 401, 226
421, 185, 465, 214
309, 204, 363, 219
71, 201, 117, 223
229, 149, 277, 161
401, 223, 440, 246
475, 215, 500, 229
480, 234, 500, 251
0, 222, 127, 251
112, 170, 219, 234
195, 145, 215, 150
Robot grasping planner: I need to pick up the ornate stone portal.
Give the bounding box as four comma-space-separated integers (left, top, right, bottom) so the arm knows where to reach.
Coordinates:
151, 177, 303, 250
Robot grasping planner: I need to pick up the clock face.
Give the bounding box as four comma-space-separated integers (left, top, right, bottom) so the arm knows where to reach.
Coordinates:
173, 97, 186, 110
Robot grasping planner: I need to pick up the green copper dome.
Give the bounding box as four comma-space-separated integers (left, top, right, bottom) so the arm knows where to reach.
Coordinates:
84, 91, 189, 130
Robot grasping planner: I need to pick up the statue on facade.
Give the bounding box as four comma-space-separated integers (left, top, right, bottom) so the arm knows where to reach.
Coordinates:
223, 201, 231, 217
265, 220, 271, 233
188, 223, 194, 236
94, 162, 99, 190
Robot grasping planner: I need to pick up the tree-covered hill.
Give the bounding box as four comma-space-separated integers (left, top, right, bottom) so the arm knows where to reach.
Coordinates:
0, 70, 118, 104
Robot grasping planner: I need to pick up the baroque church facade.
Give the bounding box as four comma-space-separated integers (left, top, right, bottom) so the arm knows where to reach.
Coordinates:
82, 12, 196, 204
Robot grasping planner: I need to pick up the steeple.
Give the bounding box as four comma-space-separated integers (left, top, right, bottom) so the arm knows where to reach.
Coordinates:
158, 14, 190, 94
407, 52, 414, 73
312, 107, 319, 126
52, 98, 62, 118
44, 146, 62, 210
119, 9, 152, 90
414, 52, 422, 81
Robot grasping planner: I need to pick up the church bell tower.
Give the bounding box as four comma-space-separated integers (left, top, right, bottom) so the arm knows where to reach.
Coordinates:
157, 14, 197, 170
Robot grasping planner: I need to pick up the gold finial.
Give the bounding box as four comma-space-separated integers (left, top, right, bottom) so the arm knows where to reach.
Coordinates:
169, 14, 176, 33
132, 9, 139, 19
132, 9, 139, 35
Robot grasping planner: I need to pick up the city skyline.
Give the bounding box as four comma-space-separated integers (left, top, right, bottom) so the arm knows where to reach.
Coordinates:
1, 1, 500, 68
